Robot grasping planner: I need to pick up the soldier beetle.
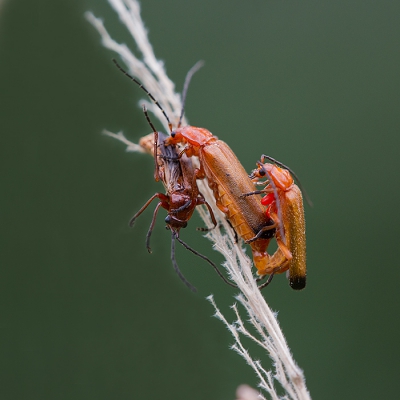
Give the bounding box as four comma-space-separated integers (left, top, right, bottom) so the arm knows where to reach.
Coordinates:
163, 129, 277, 277
133, 129, 233, 291
132, 130, 217, 250
113, 59, 235, 291
244, 155, 307, 290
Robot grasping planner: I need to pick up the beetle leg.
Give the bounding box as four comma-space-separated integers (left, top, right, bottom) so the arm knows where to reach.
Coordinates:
268, 210, 281, 227
129, 193, 168, 227
170, 199, 192, 214
225, 219, 239, 243
169, 230, 197, 292
177, 147, 188, 158
145, 201, 163, 253
276, 238, 293, 260
175, 235, 237, 288
255, 247, 290, 277
246, 223, 277, 244
240, 189, 265, 198
257, 272, 275, 290
250, 238, 272, 274
240, 188, 272, 198
172, 144, 196, 158
254, 181, 267, 187
196, 195, 218, 232
193, 166, 206, 180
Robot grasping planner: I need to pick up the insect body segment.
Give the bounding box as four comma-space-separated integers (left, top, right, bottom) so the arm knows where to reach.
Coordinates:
249, 157, 306, 290
165, 127, 277, 275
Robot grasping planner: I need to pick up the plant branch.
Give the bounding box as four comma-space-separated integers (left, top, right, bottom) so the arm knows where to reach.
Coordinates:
86, 2, 311, 399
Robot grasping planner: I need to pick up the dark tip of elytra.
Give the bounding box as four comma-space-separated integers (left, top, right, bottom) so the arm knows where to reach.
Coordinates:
289, 276, 306, 290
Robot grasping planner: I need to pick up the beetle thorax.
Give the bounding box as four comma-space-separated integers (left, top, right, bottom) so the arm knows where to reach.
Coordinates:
174, 126, 215, 147
264, 164, 294, 191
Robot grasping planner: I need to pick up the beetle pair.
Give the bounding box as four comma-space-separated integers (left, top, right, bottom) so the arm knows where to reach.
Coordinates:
113, 60, 307, 291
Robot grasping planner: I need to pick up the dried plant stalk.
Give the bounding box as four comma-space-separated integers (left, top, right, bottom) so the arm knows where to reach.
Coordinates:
86, 1, 311, 399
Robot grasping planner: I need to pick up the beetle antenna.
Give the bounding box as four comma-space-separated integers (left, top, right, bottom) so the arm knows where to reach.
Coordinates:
261, 155, 313, 207
142, 105, 158, 135
175, 235, 237, 288
112, 58, 173, 132
171, 231, 197, 292
262, 169, 286, 245
142, 105, 161, 180
178, 60, 204, 128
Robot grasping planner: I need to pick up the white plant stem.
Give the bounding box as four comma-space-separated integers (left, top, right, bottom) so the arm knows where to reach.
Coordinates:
86, 1, 311, 399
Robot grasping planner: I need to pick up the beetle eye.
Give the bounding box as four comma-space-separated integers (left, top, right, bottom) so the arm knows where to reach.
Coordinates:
165, 215, 171, 224
171, 132, 176, 138
259, 168, 266, 177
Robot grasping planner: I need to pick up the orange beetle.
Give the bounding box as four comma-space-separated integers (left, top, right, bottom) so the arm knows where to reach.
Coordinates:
246, 156, 307, 290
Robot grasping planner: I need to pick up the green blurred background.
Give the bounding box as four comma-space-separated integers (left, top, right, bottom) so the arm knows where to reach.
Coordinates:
1, 0, 399, 398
